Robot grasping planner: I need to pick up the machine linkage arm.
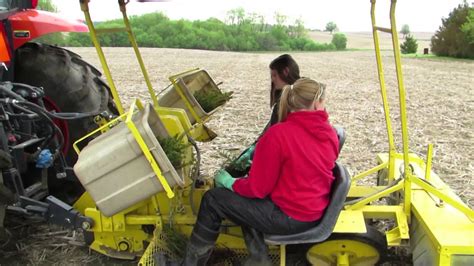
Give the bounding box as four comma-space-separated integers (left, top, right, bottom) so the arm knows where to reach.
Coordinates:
7, 195, 94, 230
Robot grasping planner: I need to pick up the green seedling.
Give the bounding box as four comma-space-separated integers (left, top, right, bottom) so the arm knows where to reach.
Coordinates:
193, 90, 233, 113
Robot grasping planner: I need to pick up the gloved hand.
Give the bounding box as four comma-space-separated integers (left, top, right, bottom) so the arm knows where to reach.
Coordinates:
234, 143, 256, 169
214, 170, 236, 191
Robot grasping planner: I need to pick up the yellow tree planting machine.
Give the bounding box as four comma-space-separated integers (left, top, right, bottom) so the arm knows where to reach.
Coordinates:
12, 0, 473, 265
76, 0, 473, 265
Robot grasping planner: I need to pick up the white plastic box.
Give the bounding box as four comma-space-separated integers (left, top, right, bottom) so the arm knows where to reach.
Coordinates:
74, 104, 184, 217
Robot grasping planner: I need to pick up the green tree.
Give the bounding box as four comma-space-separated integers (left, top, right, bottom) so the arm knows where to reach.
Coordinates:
62, 10, 337, 52
400, 24, 410, 38
325, 21, 337, 34
431, 2, 474, 59
461, 8, 474, 44
400, 34, 418, 54
331, 33, 347, 50
37, 0, 57, 12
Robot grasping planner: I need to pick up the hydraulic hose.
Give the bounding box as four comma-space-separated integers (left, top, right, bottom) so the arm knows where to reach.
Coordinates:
11, 101, 64, 156
0, 84, 26, 101
17, 101, 101, 120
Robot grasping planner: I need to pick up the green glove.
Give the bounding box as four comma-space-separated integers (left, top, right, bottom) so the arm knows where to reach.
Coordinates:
234, 143, 256, 169
215, 170, 236, 191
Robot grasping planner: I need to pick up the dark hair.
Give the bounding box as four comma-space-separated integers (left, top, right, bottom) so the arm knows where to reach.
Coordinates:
269, 54, 300, 106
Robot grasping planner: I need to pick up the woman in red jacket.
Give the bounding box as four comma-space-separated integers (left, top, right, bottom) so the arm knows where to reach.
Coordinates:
184, 78, 339, 266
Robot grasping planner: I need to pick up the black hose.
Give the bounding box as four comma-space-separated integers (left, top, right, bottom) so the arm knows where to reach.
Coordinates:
0, 84, 26, 101
12, 102, 64, 155
18, 101, 101, 120
6, 112, 39, 120
1, 84, 101, 120
1, 83, 67, 169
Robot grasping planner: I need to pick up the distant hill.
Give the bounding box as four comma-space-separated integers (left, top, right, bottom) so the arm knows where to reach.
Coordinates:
309, 31, 434, 51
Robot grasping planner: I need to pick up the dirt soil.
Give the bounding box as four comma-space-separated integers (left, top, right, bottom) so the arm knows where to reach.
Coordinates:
1, 47, 472, 264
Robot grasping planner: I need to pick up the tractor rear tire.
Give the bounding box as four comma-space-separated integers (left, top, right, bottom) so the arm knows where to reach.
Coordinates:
13, 42, 117, 204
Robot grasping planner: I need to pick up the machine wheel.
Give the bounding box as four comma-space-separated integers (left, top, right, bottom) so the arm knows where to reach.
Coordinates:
13, 42, 117, 204
306, 226, 388, 266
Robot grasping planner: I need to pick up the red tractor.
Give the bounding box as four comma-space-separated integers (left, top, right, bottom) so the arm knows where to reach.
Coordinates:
0, 0, 116, 245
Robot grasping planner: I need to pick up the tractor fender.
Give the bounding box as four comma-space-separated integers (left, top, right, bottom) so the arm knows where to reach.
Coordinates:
8, 9, 88, 50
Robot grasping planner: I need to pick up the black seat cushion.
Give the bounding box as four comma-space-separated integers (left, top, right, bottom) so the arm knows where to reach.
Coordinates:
334, 126, 346, 153
264, 162, 351, 245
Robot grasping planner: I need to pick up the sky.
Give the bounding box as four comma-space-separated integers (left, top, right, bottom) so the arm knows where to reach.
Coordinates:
53, 0, 468, 32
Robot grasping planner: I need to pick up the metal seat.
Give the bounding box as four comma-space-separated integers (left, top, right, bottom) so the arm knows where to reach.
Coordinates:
264, 162, 351, 245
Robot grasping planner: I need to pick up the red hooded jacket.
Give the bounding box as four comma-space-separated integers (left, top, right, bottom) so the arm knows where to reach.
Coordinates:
232, 110, 339, 222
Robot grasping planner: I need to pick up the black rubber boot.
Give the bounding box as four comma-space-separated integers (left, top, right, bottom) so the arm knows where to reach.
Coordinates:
183, 243, 213, 266
183, 221, 219, 266
242, 226, 272, 266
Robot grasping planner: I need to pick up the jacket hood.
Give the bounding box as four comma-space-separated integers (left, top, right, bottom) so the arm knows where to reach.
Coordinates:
285, 110, 335, 141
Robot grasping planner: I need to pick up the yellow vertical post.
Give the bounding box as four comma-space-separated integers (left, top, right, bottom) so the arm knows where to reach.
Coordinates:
280, 245, 286, 266
425, 144, 433, 181
118, 0, 159, 108
79, 0, 124, 115
370, 0, 397, 182
389, 0, 411, 219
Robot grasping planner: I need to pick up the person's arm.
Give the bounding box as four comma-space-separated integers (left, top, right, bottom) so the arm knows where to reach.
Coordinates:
232, 129, 282, 198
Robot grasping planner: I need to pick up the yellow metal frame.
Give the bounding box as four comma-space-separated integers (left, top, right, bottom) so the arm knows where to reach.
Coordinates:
346, 153, 474, 221
369, 0, 414, 219
72, 0, 474, 264
168, 68, 204, 124
80, 0, 159, 114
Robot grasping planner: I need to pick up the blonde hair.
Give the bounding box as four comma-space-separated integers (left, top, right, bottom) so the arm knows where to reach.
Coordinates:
278, 78, 326, 122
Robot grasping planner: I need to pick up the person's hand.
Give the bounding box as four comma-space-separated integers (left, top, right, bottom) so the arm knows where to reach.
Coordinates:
234, 144, 255, 169
214, 170, 236, 191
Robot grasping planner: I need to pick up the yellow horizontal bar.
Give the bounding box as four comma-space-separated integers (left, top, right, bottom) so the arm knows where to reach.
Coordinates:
73, 112, 128, 155
168, 68, 199, 81
357, 205, 404, 219
352, 162, 388, 181
375, 26, 392, 33
125, 215, 160, 225
345, 181, 404, 210
392, 153, 426, 166
95, 27, 128, 34
348, 185, 388, 198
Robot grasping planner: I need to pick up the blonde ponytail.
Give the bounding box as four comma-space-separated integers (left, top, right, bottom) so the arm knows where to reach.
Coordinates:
277, 78, 326, 122
278, 84, 293, 122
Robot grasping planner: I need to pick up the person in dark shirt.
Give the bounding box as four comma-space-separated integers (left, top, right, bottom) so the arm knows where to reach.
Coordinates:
183, 78, 339, 266
267, 54, 301, 128
229, 54, 301, 175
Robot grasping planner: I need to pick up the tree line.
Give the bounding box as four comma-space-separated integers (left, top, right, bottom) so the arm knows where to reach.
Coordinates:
40, 8, 346, 52
399, 2, 473, 59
